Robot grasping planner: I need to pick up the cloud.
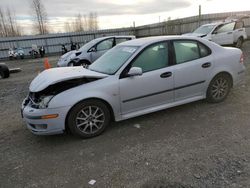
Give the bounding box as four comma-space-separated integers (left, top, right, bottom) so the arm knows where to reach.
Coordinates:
1, 0, 191, 17
0, 0, 191, 34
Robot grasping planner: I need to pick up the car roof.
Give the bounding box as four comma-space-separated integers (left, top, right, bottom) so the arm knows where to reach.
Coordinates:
200, 22, 221, 27
118, 35, 203, 47
94, 35, 135, 40
201, 20, 240, 27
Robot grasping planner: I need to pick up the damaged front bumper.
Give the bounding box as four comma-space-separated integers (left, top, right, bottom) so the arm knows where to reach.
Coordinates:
21, 98, 71, 135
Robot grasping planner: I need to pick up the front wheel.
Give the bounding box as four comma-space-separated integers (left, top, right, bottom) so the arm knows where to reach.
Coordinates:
68, 61, 74, 67
235, 37, 243, 48
67, 100, 111, 138
78, 60, 90, 68
206, 74, 232, 103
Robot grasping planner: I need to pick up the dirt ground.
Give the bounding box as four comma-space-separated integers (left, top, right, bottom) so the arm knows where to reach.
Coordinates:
1, 42, 250, 188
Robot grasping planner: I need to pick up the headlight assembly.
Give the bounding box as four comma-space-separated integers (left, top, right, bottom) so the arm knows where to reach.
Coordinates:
38, 95, 54, 109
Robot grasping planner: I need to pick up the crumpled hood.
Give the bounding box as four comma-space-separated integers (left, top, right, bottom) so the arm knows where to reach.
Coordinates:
30, 67, 108, 92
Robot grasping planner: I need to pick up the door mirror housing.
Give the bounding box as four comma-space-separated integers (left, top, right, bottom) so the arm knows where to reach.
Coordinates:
88, 47, 96, 52
127, 67, 143, 77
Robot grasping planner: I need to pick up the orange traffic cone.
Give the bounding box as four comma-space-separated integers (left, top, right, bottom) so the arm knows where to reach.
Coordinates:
44, 58, 51, 69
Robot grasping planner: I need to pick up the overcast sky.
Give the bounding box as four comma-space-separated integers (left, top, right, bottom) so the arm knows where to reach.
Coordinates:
1, 0, 250, 34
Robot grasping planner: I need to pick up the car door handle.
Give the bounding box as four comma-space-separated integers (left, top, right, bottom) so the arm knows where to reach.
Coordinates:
160, 72, 172, 78
202, 62, 211, 68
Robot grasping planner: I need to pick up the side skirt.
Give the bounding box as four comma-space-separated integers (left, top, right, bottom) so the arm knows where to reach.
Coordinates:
120, 95, 205, 121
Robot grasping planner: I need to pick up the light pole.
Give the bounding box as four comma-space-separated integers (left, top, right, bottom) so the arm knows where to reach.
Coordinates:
198, 4, 201, 26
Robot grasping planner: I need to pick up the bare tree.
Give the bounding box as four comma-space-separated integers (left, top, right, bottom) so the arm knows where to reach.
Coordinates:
73, 13, 84, 32
30, 0, 49, 35
64, 21, 71, 33
0, 7, 8, 37
0, 6, 22, 37
63, 12, 99, 33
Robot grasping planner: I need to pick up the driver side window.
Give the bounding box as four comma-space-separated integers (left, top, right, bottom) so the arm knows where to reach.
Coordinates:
132, 42, 169, 73
96, 38, 114, 51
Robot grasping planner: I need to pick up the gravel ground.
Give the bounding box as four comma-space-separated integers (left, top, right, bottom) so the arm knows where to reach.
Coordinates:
1, 42, 250, 188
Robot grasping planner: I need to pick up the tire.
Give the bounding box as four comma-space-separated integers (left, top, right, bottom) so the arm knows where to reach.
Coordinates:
68, 61, 74, 67
235, 37, 243, 48
67, 99, 111, 138
78, 60, 90, 68
0, 64, 10, 79
206, 73, 232, 103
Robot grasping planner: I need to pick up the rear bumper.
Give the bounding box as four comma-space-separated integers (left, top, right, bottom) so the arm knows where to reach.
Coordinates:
21, 102, 71, 135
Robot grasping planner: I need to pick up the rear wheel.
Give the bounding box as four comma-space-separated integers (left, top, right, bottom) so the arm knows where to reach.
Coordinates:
206, 73, 232, 103
67, 100, 111, 138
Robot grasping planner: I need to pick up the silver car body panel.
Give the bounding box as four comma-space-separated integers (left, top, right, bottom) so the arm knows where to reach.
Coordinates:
22, 36, 245, 135
29, 67, 108, 92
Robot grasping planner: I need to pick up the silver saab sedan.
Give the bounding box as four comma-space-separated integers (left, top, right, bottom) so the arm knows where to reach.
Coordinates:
21, 36, 245, 138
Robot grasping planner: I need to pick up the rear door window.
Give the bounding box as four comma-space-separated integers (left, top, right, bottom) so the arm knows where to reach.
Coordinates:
173, 40, 211, 64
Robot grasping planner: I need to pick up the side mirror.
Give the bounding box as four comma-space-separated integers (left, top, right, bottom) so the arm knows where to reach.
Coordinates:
88, 47, 96, 52
127, 67, 143, 77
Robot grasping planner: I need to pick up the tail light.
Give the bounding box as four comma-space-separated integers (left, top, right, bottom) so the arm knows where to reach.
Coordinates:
240, 53, 244, 64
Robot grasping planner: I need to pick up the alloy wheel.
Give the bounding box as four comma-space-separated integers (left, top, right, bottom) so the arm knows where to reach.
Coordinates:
75, 106, 105, 135
211, 77, 229, 100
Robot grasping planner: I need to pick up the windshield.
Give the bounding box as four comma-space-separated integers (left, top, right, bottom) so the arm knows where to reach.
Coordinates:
89, 45, 138, 75
193, 25, 216, 35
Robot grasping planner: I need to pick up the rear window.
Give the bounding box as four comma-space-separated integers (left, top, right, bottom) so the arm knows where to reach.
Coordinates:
173, 40, 211, 64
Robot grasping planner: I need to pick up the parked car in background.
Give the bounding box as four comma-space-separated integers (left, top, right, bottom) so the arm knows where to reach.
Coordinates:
57, 35, 136, 67
29, 44, 39, 58
8, 47, 25, 60
15, 48, 25, 59
22, 36, 245, 138
183, 18, 247, 48
8, 48, 15, 60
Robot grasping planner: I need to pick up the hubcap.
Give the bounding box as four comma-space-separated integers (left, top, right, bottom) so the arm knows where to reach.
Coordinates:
76, 106, 105, 134
211, 78, 229, 100
82, 63, 88, 68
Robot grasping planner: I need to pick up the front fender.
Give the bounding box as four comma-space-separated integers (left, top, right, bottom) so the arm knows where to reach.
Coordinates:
48, 76, 122, 121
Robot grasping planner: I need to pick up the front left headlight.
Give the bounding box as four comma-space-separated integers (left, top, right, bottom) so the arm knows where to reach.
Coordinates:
38, 95, 54, 109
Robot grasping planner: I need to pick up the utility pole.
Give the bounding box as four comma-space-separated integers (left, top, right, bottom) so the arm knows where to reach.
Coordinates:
198, 5, 201, 26
133, 21, 136, 36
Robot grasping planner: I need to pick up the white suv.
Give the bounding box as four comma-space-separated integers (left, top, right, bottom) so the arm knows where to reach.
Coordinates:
184, 20, 247, 48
